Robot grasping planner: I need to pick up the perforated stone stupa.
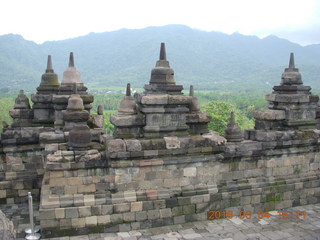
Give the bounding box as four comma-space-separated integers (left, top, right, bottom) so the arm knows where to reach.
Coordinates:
112, 43, 211, 139
253, 53, 318, 130
32, 55, 60, 126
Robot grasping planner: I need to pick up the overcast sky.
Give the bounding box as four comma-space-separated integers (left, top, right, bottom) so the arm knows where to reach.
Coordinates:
0, 0, 319, 46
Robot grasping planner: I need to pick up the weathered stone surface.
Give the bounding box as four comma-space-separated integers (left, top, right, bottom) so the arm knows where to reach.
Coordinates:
110, 114, 145, 127
40, 132, 65, 143
186, 112, 211, 123
141, 94, 168, 105
0, 210, 16, 239
38, 55, 60, 89
118, 83, 137, 115
13, 90, 31, 109
202, 132, 226, 145
106, 139, 126, 152
90, 115, 104, 128
225, 112, 243, 142
31, 94, 53, 103
253, 110, 286, 121
266, 93, 310, 103
61, 52, 83, 86
164, 136, 180, 149
63, 111, 89, 122
125, 139, 142, 152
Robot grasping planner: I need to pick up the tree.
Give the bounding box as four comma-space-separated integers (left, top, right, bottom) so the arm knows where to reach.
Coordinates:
203, 100, 254, 136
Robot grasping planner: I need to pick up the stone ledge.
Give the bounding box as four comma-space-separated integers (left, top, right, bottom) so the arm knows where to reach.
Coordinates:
253, 110, 285, 121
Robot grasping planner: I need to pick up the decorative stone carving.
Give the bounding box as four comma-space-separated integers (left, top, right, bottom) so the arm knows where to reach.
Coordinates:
37, 55, 60, 92
9, 90, 33, 127
68, 125, 91, 149
186, 85, 211, 135
61, 52, 83, 87
254, 53, 318, 130
118, 83, 137, 114
63, 93, 89, 131
54, 53, 94, 128
225, 112, 243, 142
111, 83, 144, 138
32, 56, 60, 126
144, 43, 183, 95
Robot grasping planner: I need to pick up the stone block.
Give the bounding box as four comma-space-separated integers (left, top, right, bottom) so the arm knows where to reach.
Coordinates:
135, 211, 147, 221
173, 215, 185, 224
40, 209, 55, 220
154, 200, 166, 209
146, 189, 158, 200
85, 216, 97, 226
67, 177, 83, 186
78, 184, 96, 193
91, 115, 104, 128
41, 219, 58, 228
253, 110, 286, 121
183, 205, 196, 215
141, 94, 168, 105
183, 167, 197, 177
71, 217, 86, 228
123, 212, 136, 222
84, 195, 95, 206
125, 139, 142, 152
101, 205, 113, 215
147, 209, 160, 220
159, 208, 172, 218
266, 93, 310, 103
91, 205, 102, 215
97, 215, 111, 225
164, 136, 181, 149
60, 219, 72, 228
124, 190, 137, 202
74, 194, 84, 206
110, 213, 123, 224
106, 139, 126, 153
110, 114, 145, 127
143, 150, 159, 157
39, 132, 65, 143
131, 202, 143, 212
190, 195, 204, 204
114, 203, 130, 213
65, 207, 79, 219
55, 208, 65, 219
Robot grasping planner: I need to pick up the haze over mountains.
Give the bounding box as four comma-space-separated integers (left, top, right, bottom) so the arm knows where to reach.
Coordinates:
0, 24, 319, 92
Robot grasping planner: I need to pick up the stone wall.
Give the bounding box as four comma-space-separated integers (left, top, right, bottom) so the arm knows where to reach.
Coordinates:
39, 129, 320, 237
0, 127, 45, 203
0, 209, 16, 240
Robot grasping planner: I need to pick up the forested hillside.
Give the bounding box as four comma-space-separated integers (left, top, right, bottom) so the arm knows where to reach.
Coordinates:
0, 24, 320, 92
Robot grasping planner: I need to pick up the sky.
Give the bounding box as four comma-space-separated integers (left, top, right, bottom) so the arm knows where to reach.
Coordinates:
0, 0, 319, 46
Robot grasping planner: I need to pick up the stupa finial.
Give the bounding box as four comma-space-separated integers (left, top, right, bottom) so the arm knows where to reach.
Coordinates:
126, 83, 131, 96
159, 42, 166, 60
46, 55, 53, 71
225, 112, 243, 142
69, 52, 75, 67
230, 112, 235, 125
280, 52, 302, 85
289, 52, 295, 69
189, 85, 194, 97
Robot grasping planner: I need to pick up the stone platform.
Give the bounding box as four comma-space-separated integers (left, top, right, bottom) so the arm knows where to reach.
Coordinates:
38, 203, 319, 240
1, 202, 319, 239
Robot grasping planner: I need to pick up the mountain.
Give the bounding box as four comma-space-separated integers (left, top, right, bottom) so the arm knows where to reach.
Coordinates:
0, 24, 320, 92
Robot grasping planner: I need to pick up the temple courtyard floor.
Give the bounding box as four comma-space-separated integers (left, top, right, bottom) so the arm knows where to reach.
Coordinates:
1, 203, 319, 240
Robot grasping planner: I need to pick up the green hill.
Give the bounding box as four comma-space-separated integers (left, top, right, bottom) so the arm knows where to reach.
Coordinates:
0, 25, 319, 92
